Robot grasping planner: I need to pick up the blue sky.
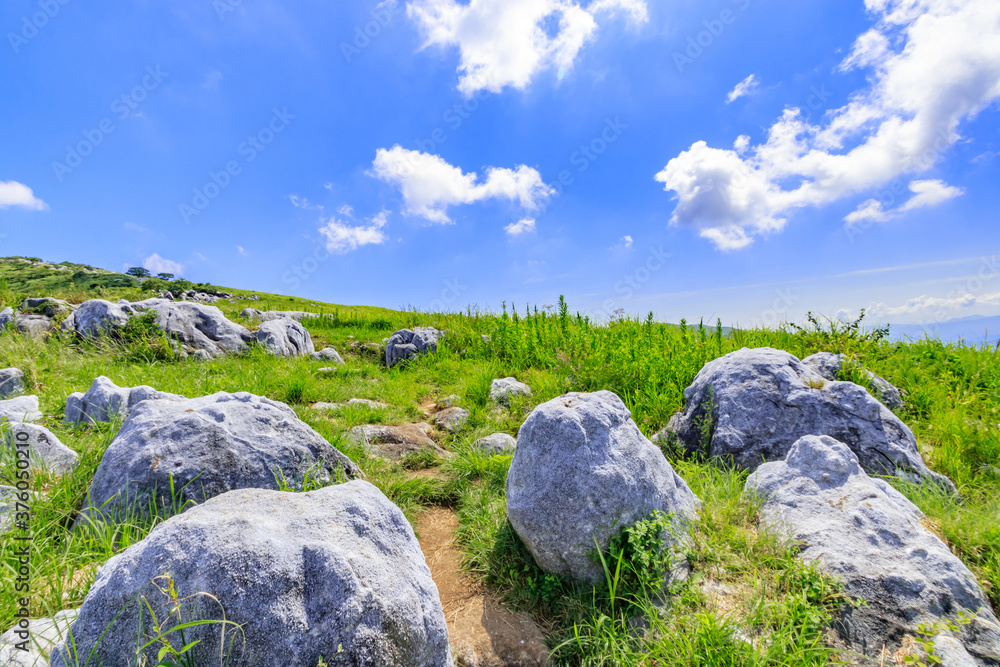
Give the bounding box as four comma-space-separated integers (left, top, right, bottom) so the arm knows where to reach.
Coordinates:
1, 0, 999, 328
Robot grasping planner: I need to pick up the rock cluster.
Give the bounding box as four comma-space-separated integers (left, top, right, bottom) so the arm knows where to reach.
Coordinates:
64, 376, 184, 425
507, 391, 700, 583
747, 435, 1000, 662
660, 347, 952, 491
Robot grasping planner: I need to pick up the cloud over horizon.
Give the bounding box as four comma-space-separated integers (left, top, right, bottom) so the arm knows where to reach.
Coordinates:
0, 181, 47, 211
656, 0, 1000, 251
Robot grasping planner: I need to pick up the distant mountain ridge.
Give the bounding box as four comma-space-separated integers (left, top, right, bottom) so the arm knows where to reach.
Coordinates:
890, 315, 1000, 345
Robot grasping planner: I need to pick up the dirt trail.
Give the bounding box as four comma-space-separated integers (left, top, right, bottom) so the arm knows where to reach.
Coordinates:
416, 507, 550, 667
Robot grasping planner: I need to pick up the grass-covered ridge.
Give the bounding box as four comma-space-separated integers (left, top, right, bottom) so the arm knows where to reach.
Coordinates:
1, 269, 998, 665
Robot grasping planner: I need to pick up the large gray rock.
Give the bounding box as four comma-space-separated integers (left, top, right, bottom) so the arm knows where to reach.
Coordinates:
63, 376, 184, 425
473, 433, 516, 454
489, 377, 532, 406
0, 307, 13, 330
128, 298, 254, 358
0, 396, 41, 423
52, 482, 452, 667
78, 392, 362, 525
2, 423, 78, 474
254, 317, 315, 357
802, 352, 904, 410
311, 346, 345, 364
386, 328, 444, 367
507, 391, 700, 583
746, 435, 1000, 663
664, 348, 952, 491
347, 423, 447, 460
0, 608, 79, 667
60, 299, 131, 338
0, 369, 24, 398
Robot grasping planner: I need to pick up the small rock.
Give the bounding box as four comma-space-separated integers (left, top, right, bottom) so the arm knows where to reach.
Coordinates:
0, 608, 79, 667
15, 313, 54, 339
19, 297, 74, 317
0, 307, 14, 330
312, 398, 388, 411
490, 377, 532, 406
3, 423, 78, 474
474, 433, 517, 454
50, 482, 452, 667
438, 394, 461, 408
0, 368, 25, 398
60, 299, 130, 338
310, 347, 345, 364
254, 317, 315, 357
507, 391, 700, 583
347, 423, 448, 460
434, 407, 470, 433
0, 396, 42, 423
385, 328, 445, 367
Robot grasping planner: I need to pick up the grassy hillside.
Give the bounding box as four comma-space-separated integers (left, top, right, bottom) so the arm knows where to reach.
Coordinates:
1, 265, 998, 665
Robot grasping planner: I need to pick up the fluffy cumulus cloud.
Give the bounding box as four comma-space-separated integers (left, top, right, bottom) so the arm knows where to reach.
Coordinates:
142, 253, 184, 276
372, 145, 554, 223
407, 0, 648, 95
319, 210, 390, 254
505, 217, 536, 235
0, 180, 47, 211
726, 74, 759, 103
656, 0, 1000, 251
862, 291, 1000, 321
844, 179, 964, 225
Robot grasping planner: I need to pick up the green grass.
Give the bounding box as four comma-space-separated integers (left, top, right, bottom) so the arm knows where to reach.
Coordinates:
0, 277, 998, 665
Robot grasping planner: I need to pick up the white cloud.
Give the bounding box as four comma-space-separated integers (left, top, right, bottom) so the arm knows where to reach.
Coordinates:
372, 145, 554, 223
845, 179, 964, 225
236, 245, 248, 256
143, 253, 184, 276
337, 204, 354, 217
864, 291, 1000, 320
621, 234, 633, 248
407, 0, 647, 96
656, 0, 1000, 251
319, 210, 390, 254
726, 74, 759, 103
505, 217, 536, 235
289, 195, 323, 210
0, 181, 47, 211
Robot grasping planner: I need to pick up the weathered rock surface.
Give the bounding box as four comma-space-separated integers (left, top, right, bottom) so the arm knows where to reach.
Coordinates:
434, 407, 469, 433
129, 298, 254, 357
0, 307, 13, 330
14, 314, 54, 339
52, 483, 453, 667
60, 299, 130, 338
746, 435, 1000, 663
474, 433, 516, 454
663, 347, 952, 490
239, 308, 318, 322
2, 423, 78, 474
311, 346, 345, 364
0, 608, 79, 667
0, 396, 41, 423
802, 352, 904, 410
490, 377, 532, 406
64, 376, 183, 425
254, 317, 315, 357
78, 392, 362, 525
347, 423, 447, 460
0, 368, 24, 398
386, 328, 445, 367
507, 391, 700, 583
